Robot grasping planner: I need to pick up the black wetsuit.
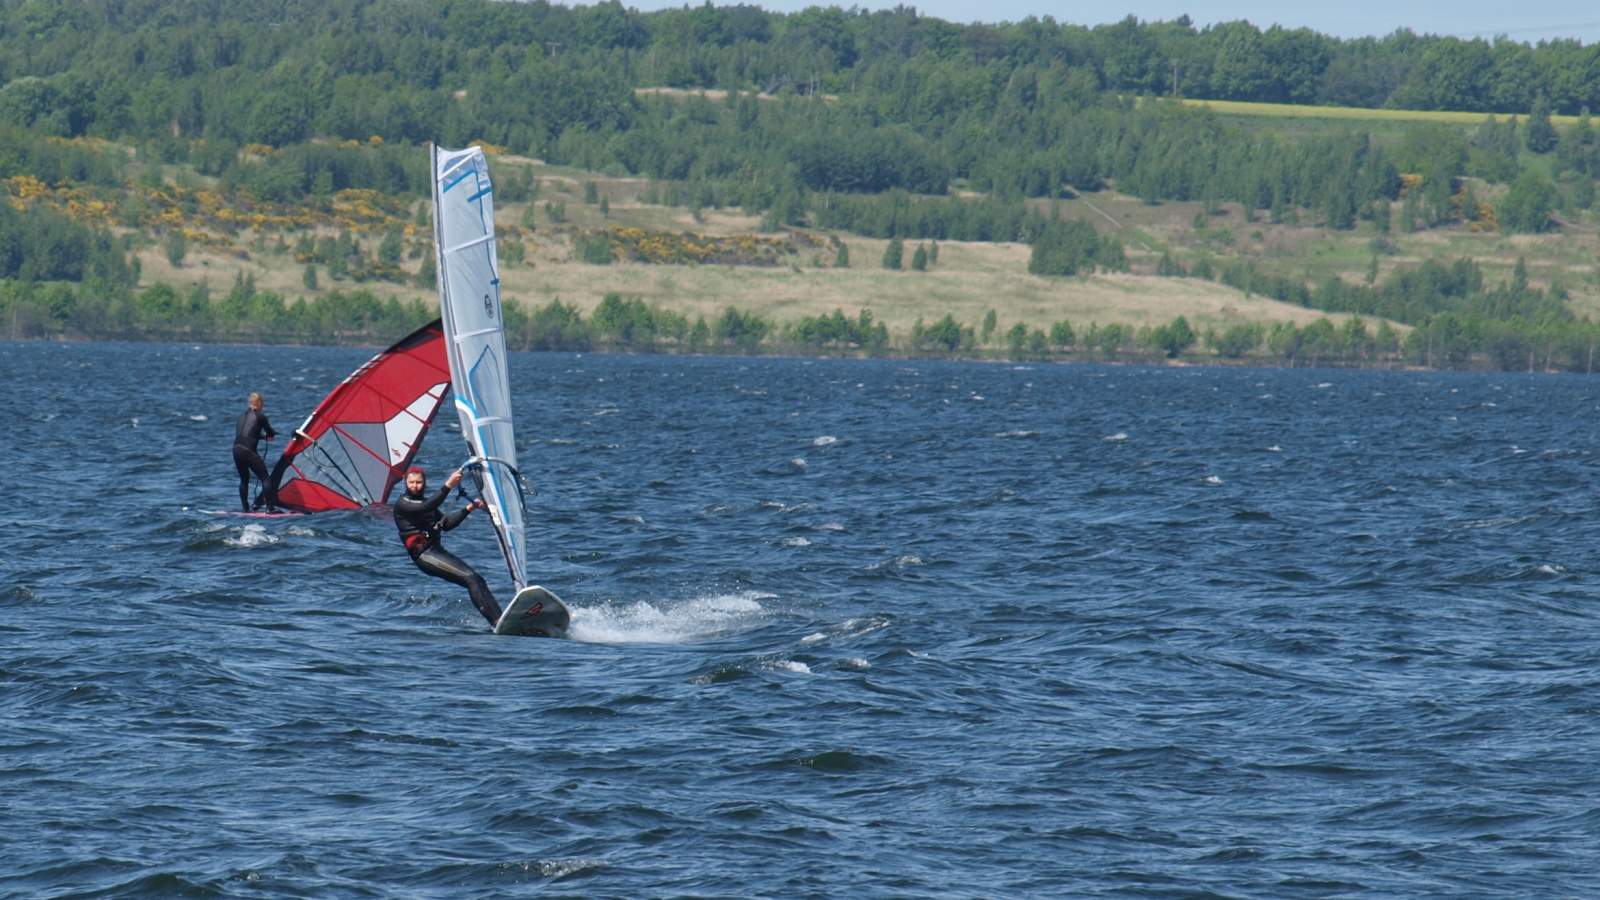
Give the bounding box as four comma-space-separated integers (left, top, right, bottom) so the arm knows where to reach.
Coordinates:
394, 486, 502, 627
233, 408, 278, 511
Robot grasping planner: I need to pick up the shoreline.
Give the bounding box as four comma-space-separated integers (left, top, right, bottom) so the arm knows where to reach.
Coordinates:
2, 332, 1537, 375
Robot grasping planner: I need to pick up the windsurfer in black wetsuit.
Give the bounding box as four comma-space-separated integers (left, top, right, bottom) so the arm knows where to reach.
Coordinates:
394, 466, 503, 627
233, 392, 279, 512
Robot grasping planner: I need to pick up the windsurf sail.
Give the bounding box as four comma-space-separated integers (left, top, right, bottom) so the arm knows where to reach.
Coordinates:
267, 320, 450, 512
432, 144, 528, 590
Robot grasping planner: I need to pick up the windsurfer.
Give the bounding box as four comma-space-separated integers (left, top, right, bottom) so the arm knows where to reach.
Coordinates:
233, 392, 279, 512
394, 466, 503, 627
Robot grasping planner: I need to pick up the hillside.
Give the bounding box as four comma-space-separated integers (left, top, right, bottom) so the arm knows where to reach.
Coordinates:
125, 154, 1394, 336
1, 131, 1590, 367
1, 0, 1598, 368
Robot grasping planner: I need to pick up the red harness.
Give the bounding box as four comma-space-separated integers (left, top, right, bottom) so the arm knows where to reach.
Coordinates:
403, 532, 430, 554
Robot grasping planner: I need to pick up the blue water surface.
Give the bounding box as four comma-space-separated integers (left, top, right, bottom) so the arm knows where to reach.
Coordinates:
4, 341, 1600, 897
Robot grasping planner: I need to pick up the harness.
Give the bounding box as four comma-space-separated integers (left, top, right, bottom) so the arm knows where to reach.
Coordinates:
403, 531, 431, 555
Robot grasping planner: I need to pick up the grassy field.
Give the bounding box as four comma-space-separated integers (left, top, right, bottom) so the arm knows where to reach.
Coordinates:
642, 89, 1573, 127
1179, 98, 1583, 128
135, 188, 1396, 341
121, 148, 1600, 345
147, 214, 1368, 339
509, 240, 1367, 335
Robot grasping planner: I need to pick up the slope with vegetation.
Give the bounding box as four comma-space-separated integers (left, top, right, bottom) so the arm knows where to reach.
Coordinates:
0, 0, 1597, 370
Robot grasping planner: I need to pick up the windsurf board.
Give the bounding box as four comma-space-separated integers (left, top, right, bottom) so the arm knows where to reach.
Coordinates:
494, 585, 570, 638
200, 509, 303, 518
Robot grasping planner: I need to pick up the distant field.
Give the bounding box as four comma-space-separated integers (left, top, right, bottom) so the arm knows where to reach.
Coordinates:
135, 194, 1399, 342
509, 241, 1376, 336
635, 86, 839, 103
119, 149, 1600, 346
638, 90, 1574, 127
1179, 98, 1581, 127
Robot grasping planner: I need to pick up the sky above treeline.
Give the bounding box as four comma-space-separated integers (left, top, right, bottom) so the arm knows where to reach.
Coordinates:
615, 0, 1600, 43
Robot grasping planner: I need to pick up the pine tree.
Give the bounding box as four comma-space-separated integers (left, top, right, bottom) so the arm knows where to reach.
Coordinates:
881, 237, 903, 270
1574, 178, 1596, 210
414, 255, 436, 289
379, 229, 403, 265
1527, 96, 1558, 154
162, 228, 188, 266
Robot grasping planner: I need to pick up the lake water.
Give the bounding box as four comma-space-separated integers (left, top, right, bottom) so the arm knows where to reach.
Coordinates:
4, 341, 1600, 896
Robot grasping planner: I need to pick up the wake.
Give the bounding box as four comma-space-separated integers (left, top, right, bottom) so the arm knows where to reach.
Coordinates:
567, 590, 774, 644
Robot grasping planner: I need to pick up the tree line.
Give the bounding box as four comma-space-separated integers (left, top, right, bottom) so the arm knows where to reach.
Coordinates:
0, 272, 434, 343
1171, 255, 1573, 328
4, 0, 1595, 253
11, 275, 1600, 373
7, 0, 1600, 136
0, 196, 138, 287
2, 0, 1596, 207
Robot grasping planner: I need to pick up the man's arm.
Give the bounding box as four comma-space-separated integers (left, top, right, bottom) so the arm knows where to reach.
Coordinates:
441, 498, 484, 531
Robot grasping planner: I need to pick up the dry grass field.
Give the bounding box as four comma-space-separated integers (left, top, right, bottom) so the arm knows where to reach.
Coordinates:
126, 152, 1600, 343
135, 215, 1388, 341
1178, 98, 1583, 128
508, 243, 1369, 335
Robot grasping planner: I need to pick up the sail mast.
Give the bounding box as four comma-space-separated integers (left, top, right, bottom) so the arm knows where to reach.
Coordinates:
431, 143, 528, 590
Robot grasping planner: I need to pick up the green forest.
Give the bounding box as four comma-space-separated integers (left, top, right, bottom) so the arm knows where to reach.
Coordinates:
1, 0, 1599, 369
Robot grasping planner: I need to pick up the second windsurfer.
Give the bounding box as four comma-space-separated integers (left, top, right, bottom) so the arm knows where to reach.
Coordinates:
233, 392, 278, 512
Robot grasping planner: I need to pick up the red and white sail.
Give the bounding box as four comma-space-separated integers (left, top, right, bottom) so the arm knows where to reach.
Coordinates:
269, 320, 450, 512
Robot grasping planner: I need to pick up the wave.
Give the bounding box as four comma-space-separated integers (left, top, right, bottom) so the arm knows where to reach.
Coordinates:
866, 555, 923, 571
224, 523, 278, 548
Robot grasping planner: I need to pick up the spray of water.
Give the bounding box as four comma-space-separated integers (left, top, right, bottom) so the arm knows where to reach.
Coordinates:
567, 590, 774, 644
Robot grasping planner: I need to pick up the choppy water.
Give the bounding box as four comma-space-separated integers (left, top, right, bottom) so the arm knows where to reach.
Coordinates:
5, 342, 1600, 896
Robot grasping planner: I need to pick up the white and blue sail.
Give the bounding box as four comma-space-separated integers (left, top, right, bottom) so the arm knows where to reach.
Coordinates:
431, 144, 527, 590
